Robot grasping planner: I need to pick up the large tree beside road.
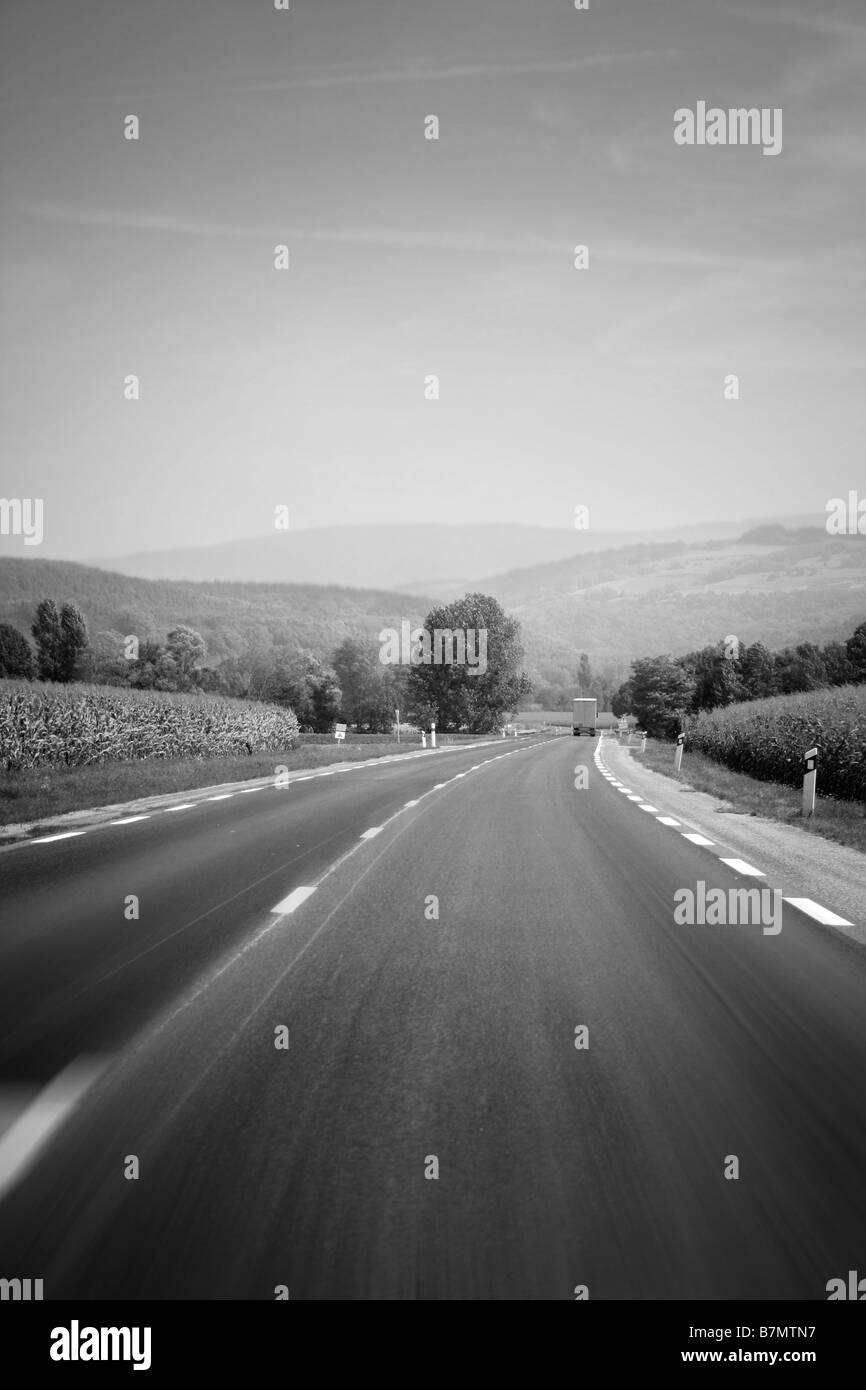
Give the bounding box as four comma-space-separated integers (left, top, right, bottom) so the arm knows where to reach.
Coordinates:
406, 592, 532, 733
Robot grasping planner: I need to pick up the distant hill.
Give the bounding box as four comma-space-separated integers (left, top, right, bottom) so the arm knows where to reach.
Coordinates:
0, 560, 431, 666
476, 530, 866, 687
89, 516, 823, 592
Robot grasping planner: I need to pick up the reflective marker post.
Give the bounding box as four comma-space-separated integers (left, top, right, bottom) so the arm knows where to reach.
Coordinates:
802, 746, 818, 817
674, 732, 684, 772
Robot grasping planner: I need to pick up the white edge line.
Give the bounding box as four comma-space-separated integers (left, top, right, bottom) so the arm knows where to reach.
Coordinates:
31, 830, 86, 843
682, 832, 715, 846
783, 897, 854, 928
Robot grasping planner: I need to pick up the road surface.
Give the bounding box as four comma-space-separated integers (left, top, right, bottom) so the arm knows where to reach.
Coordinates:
0, 734, 864, 1299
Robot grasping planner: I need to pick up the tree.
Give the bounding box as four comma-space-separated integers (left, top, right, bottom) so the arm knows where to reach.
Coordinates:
611, 679, 634, 718
264, 651, 342, 731
0, 623, 34, 679
31, 599, 62, 680
79, 630, 130, 686
310, 666, 342, 731
774, 643, 826, 694
31, 599, 88, 681
578, 652, 592, 696
627, 656, 694, 737
128, 640, 166, 690
740, 642, 776, 700
406, 593, 532, 733
821, 640, 854, 687
332, 638, 377, 728
59, 604, 89, 680
687, 642, 747, 711
165, 626, 207, 691
845, 621, 866, 681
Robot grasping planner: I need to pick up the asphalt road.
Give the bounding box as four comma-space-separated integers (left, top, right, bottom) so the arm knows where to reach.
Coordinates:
0, 734, 864, 1299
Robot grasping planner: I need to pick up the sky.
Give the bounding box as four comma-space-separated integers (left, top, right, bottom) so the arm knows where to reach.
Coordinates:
0, 0, 864, 560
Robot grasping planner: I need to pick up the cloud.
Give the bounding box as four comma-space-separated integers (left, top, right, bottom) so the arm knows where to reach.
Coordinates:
231, 50, 682, 93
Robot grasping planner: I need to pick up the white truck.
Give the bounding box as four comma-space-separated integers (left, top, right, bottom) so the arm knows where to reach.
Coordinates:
572, 698, 597, 736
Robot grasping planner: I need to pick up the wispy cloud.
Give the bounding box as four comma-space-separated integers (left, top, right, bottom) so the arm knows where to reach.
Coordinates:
18, 200, 775, 271
724, 3, 866, 40
231, 50, 682, 93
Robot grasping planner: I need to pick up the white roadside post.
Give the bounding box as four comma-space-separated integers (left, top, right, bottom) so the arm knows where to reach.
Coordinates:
640, 731, 647, 753
421, 730, 427, 748
802, 746, 818, 818
431, 719, 436, 749
395, 707, 400, 746
674, 732, 684, 771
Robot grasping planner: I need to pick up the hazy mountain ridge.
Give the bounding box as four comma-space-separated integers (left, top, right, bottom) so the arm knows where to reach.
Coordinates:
87, 516, 824, 591
485, 532, 865, 687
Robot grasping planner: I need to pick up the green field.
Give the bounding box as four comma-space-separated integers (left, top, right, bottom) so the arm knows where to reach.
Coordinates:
685, 684, 866, 802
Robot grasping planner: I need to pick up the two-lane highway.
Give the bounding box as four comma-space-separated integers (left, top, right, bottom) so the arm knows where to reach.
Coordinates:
0, 734, 864, 1299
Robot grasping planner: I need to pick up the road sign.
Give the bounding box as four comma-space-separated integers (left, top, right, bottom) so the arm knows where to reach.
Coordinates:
334, 723, 347, 742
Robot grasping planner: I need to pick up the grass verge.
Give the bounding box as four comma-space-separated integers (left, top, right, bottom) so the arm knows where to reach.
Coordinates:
630, 738, 866, 855
0, 741, 422, 827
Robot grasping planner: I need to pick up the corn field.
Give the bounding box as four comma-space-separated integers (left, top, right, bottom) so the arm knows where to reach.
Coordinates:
686, 684, 866, 802
0, 679, 300, 771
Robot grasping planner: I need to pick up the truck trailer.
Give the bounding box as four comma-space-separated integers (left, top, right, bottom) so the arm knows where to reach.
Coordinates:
572, 698, 598, 736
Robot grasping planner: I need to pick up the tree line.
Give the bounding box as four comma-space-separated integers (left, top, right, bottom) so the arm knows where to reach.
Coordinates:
0, 593, 532, 736
611, 621, 866, 738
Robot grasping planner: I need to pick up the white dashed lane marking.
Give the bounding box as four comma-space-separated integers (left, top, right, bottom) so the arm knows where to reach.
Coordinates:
784, 898, 854, 928
596, 740, 856, 932
271, 886, 317, 916
19, 738, 547, 864
720, 858, 765, 877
